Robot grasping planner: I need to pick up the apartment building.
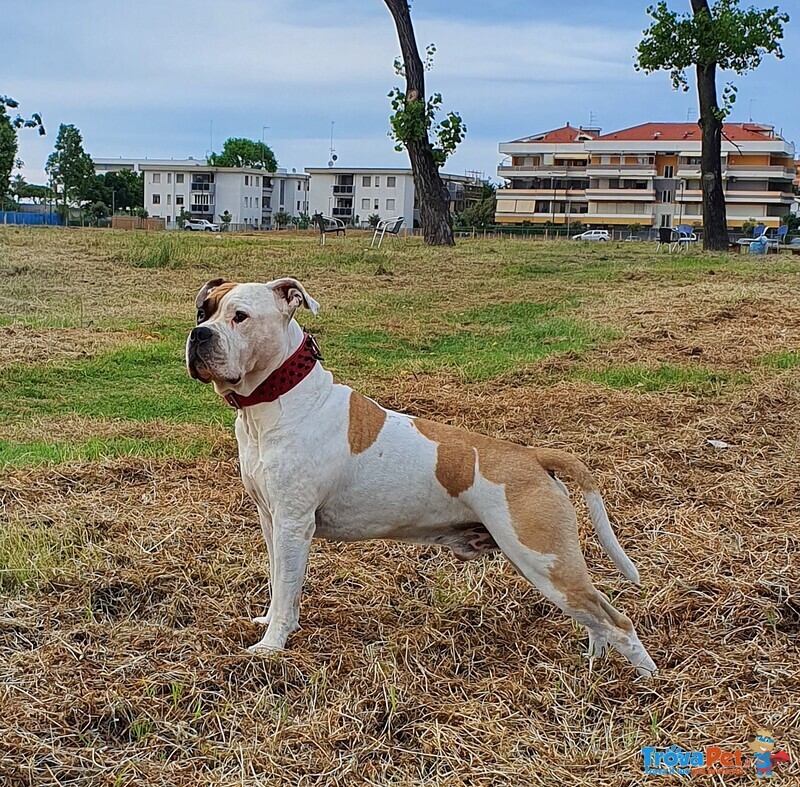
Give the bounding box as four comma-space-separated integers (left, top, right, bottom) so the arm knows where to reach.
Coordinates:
306, 167, 482, 228
94, 158, 309, 228
496, 122, 796, 229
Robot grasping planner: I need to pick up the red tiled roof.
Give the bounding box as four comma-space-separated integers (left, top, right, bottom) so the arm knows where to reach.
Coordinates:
593, 122, 777, 142
511, 124, 596, 144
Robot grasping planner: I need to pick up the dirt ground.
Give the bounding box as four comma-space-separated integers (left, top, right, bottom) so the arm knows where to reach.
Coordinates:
1, 228, 798, 785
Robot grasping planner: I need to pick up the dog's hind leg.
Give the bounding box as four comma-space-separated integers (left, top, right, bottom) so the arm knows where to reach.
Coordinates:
469, 479, 657, 676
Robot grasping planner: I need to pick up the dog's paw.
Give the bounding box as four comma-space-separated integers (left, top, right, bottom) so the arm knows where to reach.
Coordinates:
247, 640, 284, 656
251, 615, 271, 626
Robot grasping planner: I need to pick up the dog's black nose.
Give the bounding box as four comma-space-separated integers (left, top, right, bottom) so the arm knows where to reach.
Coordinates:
190, 326, 213, 344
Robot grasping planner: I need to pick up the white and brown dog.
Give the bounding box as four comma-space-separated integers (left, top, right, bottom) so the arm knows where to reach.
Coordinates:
186, 277, 657, 675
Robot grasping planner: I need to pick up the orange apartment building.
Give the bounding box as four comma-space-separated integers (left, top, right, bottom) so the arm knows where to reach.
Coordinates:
496, 122, 796, 229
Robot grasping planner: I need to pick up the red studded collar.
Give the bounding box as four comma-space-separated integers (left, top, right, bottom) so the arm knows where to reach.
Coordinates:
223, 331, 323, 409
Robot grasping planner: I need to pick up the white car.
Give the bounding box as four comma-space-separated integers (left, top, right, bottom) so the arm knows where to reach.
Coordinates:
573, 229, 610, 242
184, 219, 220, 232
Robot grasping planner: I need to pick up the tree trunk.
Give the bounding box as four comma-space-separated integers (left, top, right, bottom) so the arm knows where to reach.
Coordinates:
383, 0, 454, 246
692, 0, 729, 251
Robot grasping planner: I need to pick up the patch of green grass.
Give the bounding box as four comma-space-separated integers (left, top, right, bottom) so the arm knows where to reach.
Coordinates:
574, 363, 744, 393
0, 436, 217, 468
759, 350, 800, 369
0, 518, 86, 590
0, 338, 231, 425
330, 300, 616, 381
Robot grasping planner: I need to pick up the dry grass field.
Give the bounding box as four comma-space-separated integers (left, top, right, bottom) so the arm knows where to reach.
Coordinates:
1, 227, 798, 785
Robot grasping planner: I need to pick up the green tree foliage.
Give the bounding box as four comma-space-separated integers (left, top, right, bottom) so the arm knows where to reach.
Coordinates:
273, 210, 291, 229
1, 94, 44, 209
220, 210, 233, 230
636, 0, 788, 118
455, 183, 496, 229
176, 207, 192, 229
102, 169, 144, 213
46, 124, 96, 215
635, 1, 789, 250
388, 45, 466, 168
208, 138, 278, 171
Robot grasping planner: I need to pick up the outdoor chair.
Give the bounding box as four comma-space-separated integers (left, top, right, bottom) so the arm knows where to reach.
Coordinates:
312, 212, 346, 246
369, 216, 405, 249
676, 224, 698, 251
737, 223, 768, 252
656, 226, 678, 252
775, 225, 788, 246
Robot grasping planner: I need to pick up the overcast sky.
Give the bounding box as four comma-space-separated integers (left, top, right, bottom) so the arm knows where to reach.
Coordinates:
7, 0, 798, 185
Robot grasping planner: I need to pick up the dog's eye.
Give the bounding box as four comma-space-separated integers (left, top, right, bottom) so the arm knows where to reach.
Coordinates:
196, 309, 205, 324
233, 311, 248, 324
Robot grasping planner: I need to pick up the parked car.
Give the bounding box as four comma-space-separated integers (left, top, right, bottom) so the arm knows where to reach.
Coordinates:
184, 219, 220, 232
573, 229, 610, 242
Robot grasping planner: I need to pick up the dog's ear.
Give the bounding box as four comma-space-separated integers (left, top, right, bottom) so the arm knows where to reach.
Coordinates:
195, 278, 227, 309
270, 277, 320, 316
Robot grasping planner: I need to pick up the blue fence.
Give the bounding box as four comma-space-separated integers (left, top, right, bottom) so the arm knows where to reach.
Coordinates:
0, 211, 64, 226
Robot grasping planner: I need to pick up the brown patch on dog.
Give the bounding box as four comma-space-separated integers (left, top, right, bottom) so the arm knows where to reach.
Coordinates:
412, 418, 574, 554
196, 279, 239, 321
414, 419, 476, 497
348, 392, 387, 454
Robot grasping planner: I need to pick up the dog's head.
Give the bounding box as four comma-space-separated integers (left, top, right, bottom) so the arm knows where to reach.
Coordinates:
186, 277, 319, 394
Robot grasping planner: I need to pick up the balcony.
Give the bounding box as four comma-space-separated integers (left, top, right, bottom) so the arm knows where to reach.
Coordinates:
333, 184, 354, 195
332, 207, 353, 217
587, 162, 657, 177
585, 188, 655, 201
190, 204, 213, 214
726, 164, 795, 179
498, 164, 587, 176
498, 188, 587, 198
190, 182, 215, 192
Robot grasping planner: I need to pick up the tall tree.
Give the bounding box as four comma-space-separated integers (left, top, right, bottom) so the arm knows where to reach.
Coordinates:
45, 124, 96, 217
208, 138, 278, 171
0, 94, 44, 210
103, 169, 143, 213
636, 0, 789, 251
383, 0, 466, 246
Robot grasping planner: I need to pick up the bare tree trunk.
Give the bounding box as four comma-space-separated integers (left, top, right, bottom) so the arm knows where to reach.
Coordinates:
691, 0, 729, 251
383, 0, 454, 246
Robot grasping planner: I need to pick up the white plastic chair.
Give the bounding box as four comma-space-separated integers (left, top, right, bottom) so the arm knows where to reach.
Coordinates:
370, 216, 405, 249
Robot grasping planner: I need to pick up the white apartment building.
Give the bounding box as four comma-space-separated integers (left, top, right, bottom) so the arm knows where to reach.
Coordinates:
305, 167, 481, 228
94, 158, 309, 228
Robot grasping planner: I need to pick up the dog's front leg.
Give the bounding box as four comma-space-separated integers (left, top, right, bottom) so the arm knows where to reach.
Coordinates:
251, 506, 274, 626
248, 515, 314, 654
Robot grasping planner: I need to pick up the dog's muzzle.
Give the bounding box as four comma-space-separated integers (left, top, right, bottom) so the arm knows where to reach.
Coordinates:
187, 326, 215, 382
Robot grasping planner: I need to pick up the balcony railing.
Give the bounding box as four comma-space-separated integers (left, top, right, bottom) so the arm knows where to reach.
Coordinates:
190, 205, 212, 213
332, 207, 353, 216
498, 164, 587, 174
587, 162, 656, 172
191, 182, 215, 192
333, 184, 354, 194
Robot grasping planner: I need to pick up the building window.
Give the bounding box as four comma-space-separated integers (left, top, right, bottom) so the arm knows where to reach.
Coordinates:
176, 195, 184, 206
255, 197, 259, 208
152, 173, 161, 184
661, 214, 672, 227
176, 173, 184, 184
361, 198, 370, 210
152, 194, 161, 204
374, 199, 379, 210
386, 198, 395, 211
661, 190, 672, 203
375, 176, 380, 187
265, 196, 271, 208
387, 176, 396, 187
255, 176, 260, 187
297, 200, 301, 211
166, 173, 172, 184
297, 181, 302, 190
362, 176, 371, 187
244, 175, 249, 186
663, 165, 674, 178
166, 194, 172, 205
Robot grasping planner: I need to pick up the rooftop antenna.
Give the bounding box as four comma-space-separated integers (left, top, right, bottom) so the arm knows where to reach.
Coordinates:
589, 110, 598, 128
686, 107, 696, 122
327, 121, 338, 168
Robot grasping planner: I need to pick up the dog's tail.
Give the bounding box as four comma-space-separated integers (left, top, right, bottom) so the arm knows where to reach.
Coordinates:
533, 448, 640, 585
